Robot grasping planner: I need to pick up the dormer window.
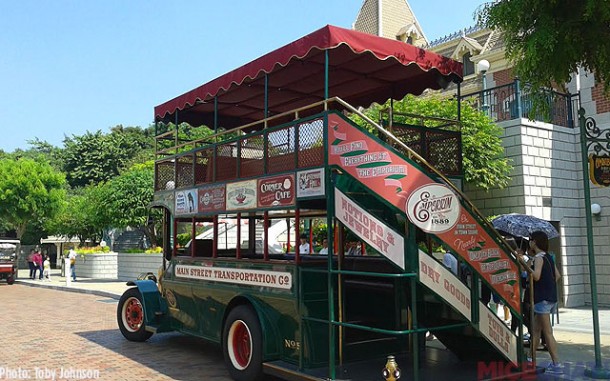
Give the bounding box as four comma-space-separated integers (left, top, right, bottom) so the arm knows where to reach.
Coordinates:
462, 52, 475, 76
451, 36, 483, 76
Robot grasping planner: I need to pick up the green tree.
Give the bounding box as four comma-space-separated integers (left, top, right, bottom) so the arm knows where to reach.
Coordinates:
61, 126, 154, 188
0, 158, 66, 239
102, 162, 160, 247
355, 95, 512, 190
47, 185, 111, 245
478, 0, 610, 96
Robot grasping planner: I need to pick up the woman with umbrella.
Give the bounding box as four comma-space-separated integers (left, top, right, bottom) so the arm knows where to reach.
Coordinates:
528, 231, 563, 374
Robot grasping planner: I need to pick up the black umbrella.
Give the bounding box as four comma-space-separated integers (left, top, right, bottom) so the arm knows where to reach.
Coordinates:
491, 214, 559, 239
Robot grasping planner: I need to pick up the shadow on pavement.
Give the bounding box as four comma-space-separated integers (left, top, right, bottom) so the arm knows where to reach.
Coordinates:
77, 329, 283, 381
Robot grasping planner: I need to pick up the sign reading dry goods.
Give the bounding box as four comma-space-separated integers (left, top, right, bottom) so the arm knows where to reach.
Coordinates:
226, 180, 257, 210
258, 174, 295, 207
589, 154, 610, 187
297, 168, 325, 198
198, 185, 226, 212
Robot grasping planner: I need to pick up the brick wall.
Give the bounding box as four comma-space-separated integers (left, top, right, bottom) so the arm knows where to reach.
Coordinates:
493, 68, 515, 86
592, 80, 610, 114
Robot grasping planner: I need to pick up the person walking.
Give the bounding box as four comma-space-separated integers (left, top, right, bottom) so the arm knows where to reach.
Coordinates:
528, 230, 562, 373
43, 255, 51, 281
27, 249, 36, 279
32, 249, 43, 280
68, 249, 77, 281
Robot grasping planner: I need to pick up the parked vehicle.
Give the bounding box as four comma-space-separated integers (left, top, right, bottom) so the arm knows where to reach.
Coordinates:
117, 25, 529, 381
0, 239, 20, 285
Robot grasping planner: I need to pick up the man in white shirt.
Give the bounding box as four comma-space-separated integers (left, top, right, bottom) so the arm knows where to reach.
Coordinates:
299, 235, 310, 254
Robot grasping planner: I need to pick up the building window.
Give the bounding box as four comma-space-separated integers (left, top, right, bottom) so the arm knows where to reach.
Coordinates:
462, 53, 475, 76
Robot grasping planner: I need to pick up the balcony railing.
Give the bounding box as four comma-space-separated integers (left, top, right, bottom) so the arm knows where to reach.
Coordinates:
459, 80, 580, 128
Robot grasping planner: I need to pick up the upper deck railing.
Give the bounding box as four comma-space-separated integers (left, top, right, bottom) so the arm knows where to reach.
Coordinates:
154, 99, 463, 192
459, 80, 580, 128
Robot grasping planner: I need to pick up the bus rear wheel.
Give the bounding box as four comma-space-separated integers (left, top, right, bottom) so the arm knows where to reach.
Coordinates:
117, 287, 153, 342
223, 305, 263, 381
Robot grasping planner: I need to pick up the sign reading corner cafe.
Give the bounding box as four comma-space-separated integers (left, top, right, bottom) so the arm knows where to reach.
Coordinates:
328, 113, 521, 313
589, 154, 610, 187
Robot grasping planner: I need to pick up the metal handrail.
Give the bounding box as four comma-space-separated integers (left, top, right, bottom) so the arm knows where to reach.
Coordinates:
155, 95, 526, 276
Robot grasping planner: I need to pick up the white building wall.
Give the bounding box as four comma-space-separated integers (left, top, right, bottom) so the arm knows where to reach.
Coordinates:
466, 118, 592, 307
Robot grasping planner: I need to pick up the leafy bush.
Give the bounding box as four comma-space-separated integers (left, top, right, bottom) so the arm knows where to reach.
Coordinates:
176, 233, 191, 247
145, 246, 163, 254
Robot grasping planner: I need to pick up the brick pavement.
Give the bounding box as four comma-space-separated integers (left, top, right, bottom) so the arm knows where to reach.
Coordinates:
0, 284, 233, 381
10, 270, 610, 380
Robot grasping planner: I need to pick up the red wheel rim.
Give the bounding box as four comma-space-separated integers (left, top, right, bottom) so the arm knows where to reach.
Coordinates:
123, 297, 144, 332
229, 320, 252, 369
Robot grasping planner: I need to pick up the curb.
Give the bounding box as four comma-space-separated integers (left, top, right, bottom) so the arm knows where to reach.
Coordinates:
15, 279, 123, 300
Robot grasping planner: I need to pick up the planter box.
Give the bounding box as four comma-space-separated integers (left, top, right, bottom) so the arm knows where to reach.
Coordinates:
117, 252, 163, 281
75, 253, 118, 279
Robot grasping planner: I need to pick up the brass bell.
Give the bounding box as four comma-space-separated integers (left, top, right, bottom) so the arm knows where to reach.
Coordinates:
382, 355, 401, 380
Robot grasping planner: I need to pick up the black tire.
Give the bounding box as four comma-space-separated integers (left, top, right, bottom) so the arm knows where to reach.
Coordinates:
7, 275, 14, 285
222, 305, 263, 381
117, 287, 153, 342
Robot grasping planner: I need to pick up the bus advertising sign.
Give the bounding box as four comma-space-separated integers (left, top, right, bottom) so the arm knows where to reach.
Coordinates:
226, 180, 257, 210
335, 188, 405, 270
418, 250, 471, 320
406, 184, 460, 233
175, 188, 197, 215
198, 185, 226, 213
258, 174, 295, 207
478, 301, 518, 364
175, 264, 292, 290
297, 168, 325, 198
328, 113, 520, 313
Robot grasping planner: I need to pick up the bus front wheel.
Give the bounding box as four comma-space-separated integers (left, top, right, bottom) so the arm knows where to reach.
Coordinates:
117, 287, 153, 342
223, 305, 263, 381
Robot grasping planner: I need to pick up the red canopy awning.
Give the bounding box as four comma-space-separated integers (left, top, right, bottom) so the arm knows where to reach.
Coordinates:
155, 25, 463, 128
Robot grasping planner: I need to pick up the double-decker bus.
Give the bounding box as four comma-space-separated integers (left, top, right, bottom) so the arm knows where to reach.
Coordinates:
117, 25, 531, 381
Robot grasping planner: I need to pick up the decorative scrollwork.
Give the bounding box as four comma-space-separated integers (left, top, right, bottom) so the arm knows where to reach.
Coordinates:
580, 108, 610, 155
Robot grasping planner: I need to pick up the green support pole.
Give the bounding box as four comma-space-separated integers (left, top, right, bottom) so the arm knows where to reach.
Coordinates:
264, 73, 268, 119
324, 50, 329, 101
579, 108, 610, 379
214, 96, 218, 133
408, 223, 419, 381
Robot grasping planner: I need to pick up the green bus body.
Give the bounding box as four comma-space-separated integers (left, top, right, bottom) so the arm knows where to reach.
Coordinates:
118, 25, 531, 381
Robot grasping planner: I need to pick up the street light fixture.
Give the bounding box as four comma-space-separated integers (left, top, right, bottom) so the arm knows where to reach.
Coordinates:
477, 59, 490, 115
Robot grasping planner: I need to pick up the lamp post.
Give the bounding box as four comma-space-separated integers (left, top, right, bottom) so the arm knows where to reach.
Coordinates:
579, 108, 610, 379
478, 59, 490, 116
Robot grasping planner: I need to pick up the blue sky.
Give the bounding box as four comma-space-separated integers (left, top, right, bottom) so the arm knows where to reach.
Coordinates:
0, 0, 484, 152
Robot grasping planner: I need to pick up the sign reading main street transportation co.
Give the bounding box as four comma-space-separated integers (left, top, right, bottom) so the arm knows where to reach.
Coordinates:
175, 264, 292, 290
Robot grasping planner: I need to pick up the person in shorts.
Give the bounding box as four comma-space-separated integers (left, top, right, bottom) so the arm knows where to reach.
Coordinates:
529, 231, 563, 373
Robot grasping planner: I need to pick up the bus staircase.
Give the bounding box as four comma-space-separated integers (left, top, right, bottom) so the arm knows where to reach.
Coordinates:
298, 111, 528, 380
